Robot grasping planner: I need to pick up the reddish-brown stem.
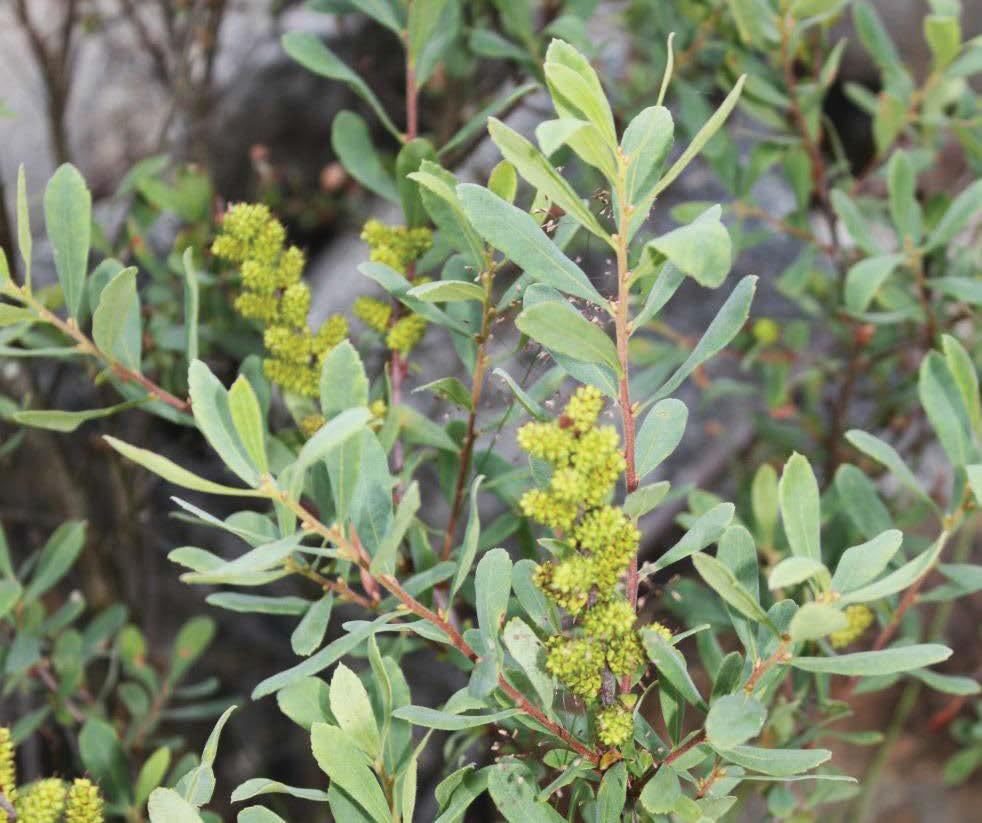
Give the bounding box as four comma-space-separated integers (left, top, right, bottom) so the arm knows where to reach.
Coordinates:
744, 641, 791, 693
441, 280, 494, 560
612, 155, 639, 692
11, 285, 191, 413
279, 492, 601, 763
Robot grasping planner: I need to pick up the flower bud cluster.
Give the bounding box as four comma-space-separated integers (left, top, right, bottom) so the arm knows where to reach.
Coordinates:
15, 778, 66, 823
0, 729, 105, 823
64, 780, 104, 823
0, 726, 16, 805
355, 220, 433, 355
517, 387, 644, 748
212, 203, 348, 396
830, 604, 874, 648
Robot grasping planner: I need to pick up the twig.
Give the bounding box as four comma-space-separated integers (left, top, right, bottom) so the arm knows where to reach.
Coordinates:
271, 486, 602, 763
6, 284, 191, 413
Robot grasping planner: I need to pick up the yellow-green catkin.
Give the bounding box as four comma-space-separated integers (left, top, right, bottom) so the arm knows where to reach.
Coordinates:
64, 778, 104, 823
15, 777, 66, 823
0, 727, 16, 806
518, 387, 645, 748
830, 604, 874, 648
356, 220, 433, 354
212, 203, 348, 397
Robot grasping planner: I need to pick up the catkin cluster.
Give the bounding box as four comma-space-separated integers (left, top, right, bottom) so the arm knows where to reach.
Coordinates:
353, 219, 432, 354
830, 604, 873, 648
0, 728, 104, 823
212, 203, 348, 396
518, 387, 661, 748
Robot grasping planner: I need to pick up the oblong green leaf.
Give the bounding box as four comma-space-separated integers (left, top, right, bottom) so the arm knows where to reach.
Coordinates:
392, 706, 521, 730
44, 164, 91, 320
791, 643, 952, 675
516, 302, 620, 372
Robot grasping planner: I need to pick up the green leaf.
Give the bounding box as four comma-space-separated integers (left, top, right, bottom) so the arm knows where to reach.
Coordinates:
168, 616, 216, 687
43, 164, 91, 320
331, 111, 398, 202
595, 762, 627, 822
932, 276, 982, 305
93, 266, 141, 369
639, 765, 681, 814
516, 302, 619, 372
887, 150, 922, 242
16, 164, 31, 289
502, 618, 554, 711
543, 39, 616, 146
648, 206, 732, 288
238, 807, 289, 823
622, 105, 674, 205
414, 377, 472, 410
834, 464, 893, 539
189, 360, 260, 486
330, 663, 382, 758
853, 1, 902, 72
844, 253, 904, 313
346, 0, 403, 35
0, 579, 22, 620
623, 481, 671, 519
408, 0, 450, 66
276, 677, 332, 730
147, 788, 205, 822
636, 398, 688, 479
941, 335, 981, 435
311, 723, 390, 823
691, 552, 774, 628
924, 14, 962, 68
438, 83, 538, 159
182, 248, 200, 365
457, 184, 606, 306
104, 435, 266, 497
476, 547, 512, 660
631, 75, 745, 237
396, 138, 437, 227
282, 32, 399, 138
640, 502, 735, 578
915, 667, 980, 697
631, 261, 685, 332
291, 594, 334, 656
229, 375, 267, 474
487, 761, 567, 823
487, 118, 610, 243
13, 401, 141, 433
135, 748, 172, 811
845, 430, 934, 509
722, 745, 831, 777
80, 716, 132, 805
207, 594, 308, 614
654, 275, 756, 400
409, 280, 485, 303
642, 628, 704, 708
919, 351, 973, 467
253, 613, 397, 698
839, 531, 946, 605
830, 189, 881, 256
923, 179, 982, 251
792, 643, 952, 676
751, 463, 779, 546
488, 161, 517, 203
768, 557, 828, 590
296, 407, 372, 473
789, 603, 848, 641
320, 340, 368, 419
371, 481, 420, 577
449, 473, 484, 601
23, 520, 85, 602
392, 705, 521, 730
706, 693, 766, 749
232, 778, 329, 804
410, 162, 485, 266
832, 529, 903, 593
779, 452, 821, 562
